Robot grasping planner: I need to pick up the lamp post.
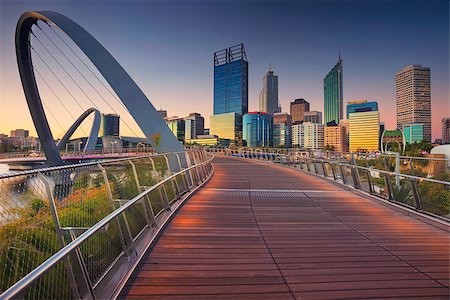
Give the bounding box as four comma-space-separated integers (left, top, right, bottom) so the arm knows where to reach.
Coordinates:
110, 141, 118, 154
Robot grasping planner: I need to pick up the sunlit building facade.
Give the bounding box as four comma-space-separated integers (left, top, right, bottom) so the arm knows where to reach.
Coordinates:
243, 112, 272, 147
349, 110, 380, 152
324, 124, 347, 152
292, 122, 324, 150
324, 58, 343, 125
290, 98, 310, 124
166, 117, 185, 142
396, 65, 431, 142
210, 113, 243, 144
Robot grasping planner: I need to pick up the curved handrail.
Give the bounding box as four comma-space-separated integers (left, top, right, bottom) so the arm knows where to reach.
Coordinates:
0, 153, 214, 300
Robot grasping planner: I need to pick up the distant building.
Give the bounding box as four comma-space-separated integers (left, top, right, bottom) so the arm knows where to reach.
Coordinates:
185, 135, 230, 147
349, 103, 380, 152
259, 66, 280, 115
101, 114, 120, 137
184, 113, 205, 140
273, 112, 292, 148
324, 57, 343, 125
10, 129, 29, 138
243, 112, 272, 147
340, 119, 350, 151
210, 113, 243, 145
204, 128, 210, 135
402, 123, 424, 144
290, 98, 310, 124
346, 100, 378, 119
442, 117, 450, 144
324, 122, 347, 152
214, 43, 248, 115
157, 110, 168, 120
166, 116, 185, 142
292, 122, 324, 150
396, 64, 431, 142
304, 111, 322, 124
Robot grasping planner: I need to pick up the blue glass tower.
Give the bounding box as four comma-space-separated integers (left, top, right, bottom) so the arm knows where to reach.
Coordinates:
243, 112, 273, 147
214, 44, 248, 115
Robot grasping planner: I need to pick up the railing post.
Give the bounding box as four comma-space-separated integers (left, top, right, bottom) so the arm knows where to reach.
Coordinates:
366, 169, 374, 194
330, 162, 337, 181
409, 179, 423, 210
339, 164, 348, 184
321, 161, 327, 177
129, 160, 154, 226
37, 173, 93, 300
384, 173, 393, 200
350, 153, 361, 189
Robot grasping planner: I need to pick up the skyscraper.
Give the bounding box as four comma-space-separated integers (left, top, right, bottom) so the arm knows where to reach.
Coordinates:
166, 116, 185, 142
396, 65, 431, 142
184, 113, 205, 140
242, 112, 273, 147
442, 118, 450, 144
259, 66, 280, 115
213, 44, 248, 115
324, 57, 343, 125
290, 98, 310, 124
324, 123, 347, 152
348, 101, 379, 152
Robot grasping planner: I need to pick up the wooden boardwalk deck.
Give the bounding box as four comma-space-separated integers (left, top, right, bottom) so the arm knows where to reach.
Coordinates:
121, 156, 449, 299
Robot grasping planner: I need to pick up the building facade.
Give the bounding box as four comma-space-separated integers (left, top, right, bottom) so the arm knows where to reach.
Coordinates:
349, 110, 380, 152
259, 66, 280, 115
346, 100, 378, 119
304, 111, 322, 124
10, 129, 29, 138
157, 110, 167, 120
324, 124, 347, 152
242, 112, 273, 147
292, 122, 324, 150
101, 114, 120, 137
324, 58, 343, 125
184, 113, 205, 140
402, 123, 424, 144
290, 98, 310, 124
273, 112, 292, 148
166, 117, 185, 142
210, 112, 243, 144
214, 44, 248, 115
396, 65, 431, 142
442, 118, 450, 144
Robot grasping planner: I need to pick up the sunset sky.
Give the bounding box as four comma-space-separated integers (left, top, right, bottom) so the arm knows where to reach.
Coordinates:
0, 0, 448, 140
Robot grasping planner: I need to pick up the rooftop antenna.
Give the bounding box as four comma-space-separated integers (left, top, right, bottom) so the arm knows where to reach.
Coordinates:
269, 63, 272, 72
338, 47, 341, 60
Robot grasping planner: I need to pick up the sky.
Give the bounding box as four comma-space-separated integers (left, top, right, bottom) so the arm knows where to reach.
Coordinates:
0, 0, 449, 140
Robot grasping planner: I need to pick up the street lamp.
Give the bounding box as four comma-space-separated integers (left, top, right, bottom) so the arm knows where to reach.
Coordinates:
110, 141, 118, 154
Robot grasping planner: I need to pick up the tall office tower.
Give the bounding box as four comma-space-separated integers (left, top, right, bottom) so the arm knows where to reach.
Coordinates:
214, 43, 248, 115
291, 123, 324, 150
290, 98, 310, 124
396, 65, 431, 142
273, 112, 292, 147
304, 111, 323, 124
210, 113, 243, 144
166, 116, 185, 142
242, 112, 273, 147
324, 123, 347, 152
101, 114, 120, 137
402, 123, 424, 144
324, 57, 343, 125
157, 110, 168, 120
184, 113, 205, 140
348, 101, 380, 152
442, 118, 450, 144
259, 66, 280, 115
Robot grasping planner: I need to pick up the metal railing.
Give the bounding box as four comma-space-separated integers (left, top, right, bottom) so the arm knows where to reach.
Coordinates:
207, 148, 449, 222
0, 149, 213, 299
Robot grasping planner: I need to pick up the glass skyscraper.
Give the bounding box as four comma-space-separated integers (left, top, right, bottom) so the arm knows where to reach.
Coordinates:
243, 112, 272, 147
402, 123, 424, 144
259, 66, 280, 115
214, 44, 248, 115
324, 58, 343, 125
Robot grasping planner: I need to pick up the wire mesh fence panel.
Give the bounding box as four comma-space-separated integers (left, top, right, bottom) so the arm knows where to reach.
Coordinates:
102, 161, 147, 240
0, 173, 68, 298
22, 260, 73, 300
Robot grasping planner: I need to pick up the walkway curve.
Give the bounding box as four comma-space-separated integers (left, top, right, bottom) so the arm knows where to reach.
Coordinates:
121, 156, 449, 299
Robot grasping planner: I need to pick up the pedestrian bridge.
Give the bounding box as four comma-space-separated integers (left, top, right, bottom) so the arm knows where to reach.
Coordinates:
0, 150, 448, 299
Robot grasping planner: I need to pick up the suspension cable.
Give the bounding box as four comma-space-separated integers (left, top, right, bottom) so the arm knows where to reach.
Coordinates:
39, 22, 142, 138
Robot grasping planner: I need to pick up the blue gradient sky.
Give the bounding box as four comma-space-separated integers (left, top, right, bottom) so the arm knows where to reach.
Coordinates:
0, 0, 449, 139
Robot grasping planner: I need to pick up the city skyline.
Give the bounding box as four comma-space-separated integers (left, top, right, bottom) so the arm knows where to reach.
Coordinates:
0, 0, 449, 140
